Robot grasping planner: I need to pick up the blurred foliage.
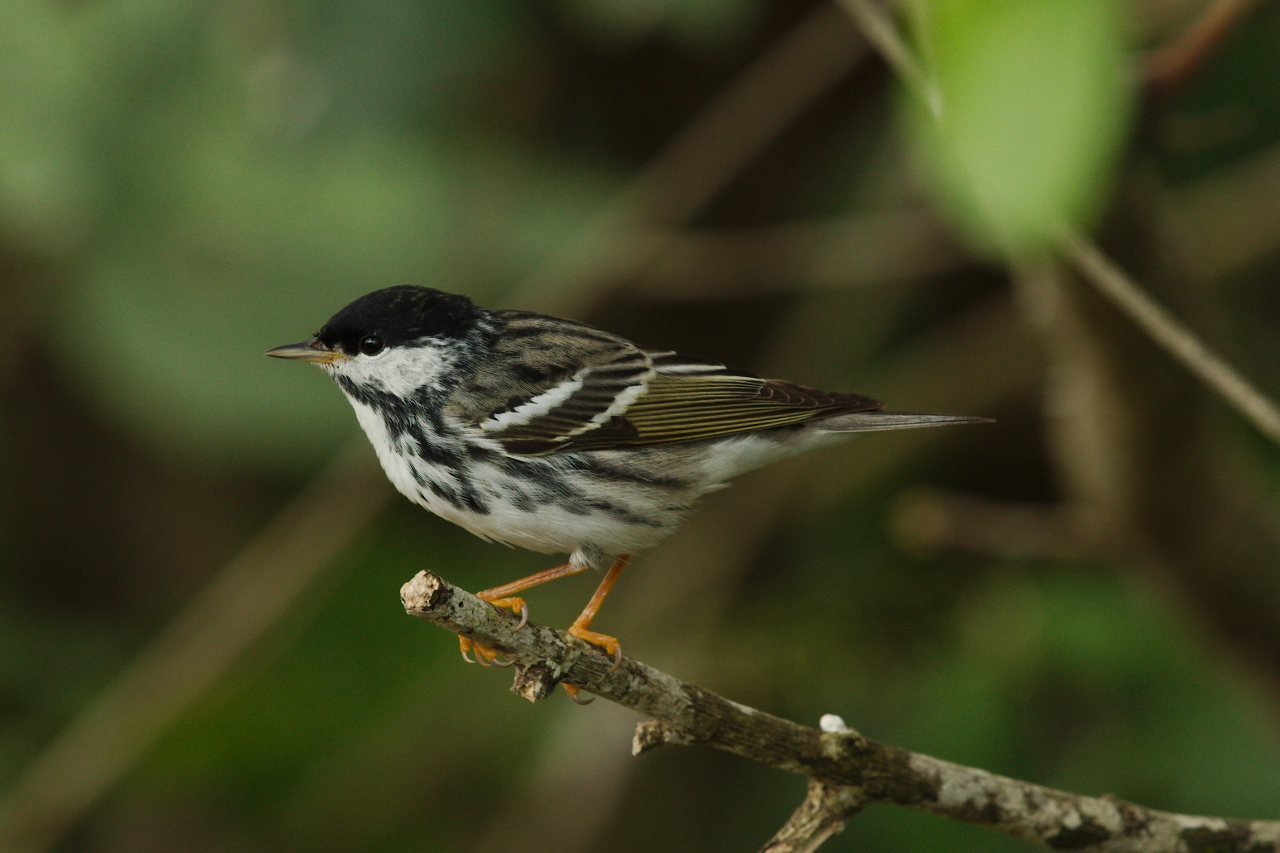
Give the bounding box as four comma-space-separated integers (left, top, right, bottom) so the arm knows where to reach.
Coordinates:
1154, 1, 1280, 182
3, 0, 1280, 851
5, 0, 614, 467
902, 0, 1133, 256
559, 0, 763, 48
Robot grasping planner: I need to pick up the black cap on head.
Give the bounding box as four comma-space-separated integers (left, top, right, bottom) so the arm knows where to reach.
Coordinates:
316, 286, 482, 355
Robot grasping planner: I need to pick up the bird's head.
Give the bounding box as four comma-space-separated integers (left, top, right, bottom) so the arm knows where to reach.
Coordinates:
267, 286, 485, 397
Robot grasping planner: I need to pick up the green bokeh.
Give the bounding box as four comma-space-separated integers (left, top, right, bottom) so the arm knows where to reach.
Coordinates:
3, 0, 1280, 850
35, 0, 614, 469
903, 0, 1133, 256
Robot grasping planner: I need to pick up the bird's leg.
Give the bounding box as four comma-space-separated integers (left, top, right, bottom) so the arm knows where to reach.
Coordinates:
476, 561, 591, 616
565, 553, 630, 675
460, 561, 592, 664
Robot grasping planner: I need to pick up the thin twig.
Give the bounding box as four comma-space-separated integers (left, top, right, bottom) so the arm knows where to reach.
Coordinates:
889, 488, 1105, 560
1143, 0, 1267, 95
0, 440, 393, 853
834, 0, 1280, 451
630, 209, 967, 299
402, 571, 1280, 852
833, 0, 942, 117
508, 2, 870, 316
1058, 227, 1280, 447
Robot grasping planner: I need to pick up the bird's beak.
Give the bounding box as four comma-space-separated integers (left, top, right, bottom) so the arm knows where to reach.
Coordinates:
265, 338, 347, 364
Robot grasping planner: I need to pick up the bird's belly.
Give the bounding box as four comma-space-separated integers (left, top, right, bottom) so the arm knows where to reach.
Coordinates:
347, 391, 801, 560
452, 493, 674, 557
359, 440, 688, 561
446, 457, 693, 557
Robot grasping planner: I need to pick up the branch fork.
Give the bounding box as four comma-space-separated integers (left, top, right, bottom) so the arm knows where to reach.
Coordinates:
402, 570, 1280, 852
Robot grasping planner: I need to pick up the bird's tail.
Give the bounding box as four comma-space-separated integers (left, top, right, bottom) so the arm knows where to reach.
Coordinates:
816, 410, 993, 433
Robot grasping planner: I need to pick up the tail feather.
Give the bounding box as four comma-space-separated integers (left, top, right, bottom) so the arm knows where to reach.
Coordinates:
816, 410, 993, 433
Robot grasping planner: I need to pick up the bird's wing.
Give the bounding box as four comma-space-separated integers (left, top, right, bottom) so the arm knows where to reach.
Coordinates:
469, 329, 883, 456
446, 311, 650, 444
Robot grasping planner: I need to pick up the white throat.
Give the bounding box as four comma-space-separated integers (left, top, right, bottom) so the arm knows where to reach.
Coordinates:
325, 339, 455, 397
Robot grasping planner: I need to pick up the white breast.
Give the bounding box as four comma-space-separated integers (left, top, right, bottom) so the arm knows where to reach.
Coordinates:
346, 397, 424, 503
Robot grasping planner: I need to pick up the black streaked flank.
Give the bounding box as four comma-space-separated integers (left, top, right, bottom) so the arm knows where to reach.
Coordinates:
270, 285, 985, 678
275, 285, 986, 576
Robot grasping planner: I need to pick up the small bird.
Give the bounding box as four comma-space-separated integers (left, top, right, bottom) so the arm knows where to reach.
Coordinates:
269, 286, 985, 701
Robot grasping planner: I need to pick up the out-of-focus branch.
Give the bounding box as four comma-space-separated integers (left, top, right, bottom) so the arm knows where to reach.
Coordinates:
1158, 139, 1280, 281
0, 439, 393, 853
889, 488, 1105, 561
833, 0, 941, 117
402, 571, 1280, 853
1142, 0, 1267, 95
896, 262, 1141, 567
835, 0, 1280, 451
509, 2, 870, 315
629, 209, 967, 300
1058, 227, 1280, 448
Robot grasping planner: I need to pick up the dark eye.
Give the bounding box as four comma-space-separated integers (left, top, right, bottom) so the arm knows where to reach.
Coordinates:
359, 335, 385, 356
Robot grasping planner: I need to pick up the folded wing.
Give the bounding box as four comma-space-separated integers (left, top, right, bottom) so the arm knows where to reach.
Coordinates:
476, 342, 883, 456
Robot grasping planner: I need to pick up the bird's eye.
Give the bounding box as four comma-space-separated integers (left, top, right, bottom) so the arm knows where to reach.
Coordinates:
359, 335, 385, 356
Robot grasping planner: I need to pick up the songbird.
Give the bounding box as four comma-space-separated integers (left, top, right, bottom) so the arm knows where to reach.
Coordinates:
268, 286, 985, 701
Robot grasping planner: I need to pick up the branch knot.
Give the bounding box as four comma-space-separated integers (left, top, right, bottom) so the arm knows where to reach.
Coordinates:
403, 570, 1280, 853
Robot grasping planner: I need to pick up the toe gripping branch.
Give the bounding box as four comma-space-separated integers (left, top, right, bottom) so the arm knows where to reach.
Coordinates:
400, 572, 1280, 853
400, 571, 627, 704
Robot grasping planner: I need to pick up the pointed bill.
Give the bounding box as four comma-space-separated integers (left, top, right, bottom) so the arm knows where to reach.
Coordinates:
265, 338, 348, 364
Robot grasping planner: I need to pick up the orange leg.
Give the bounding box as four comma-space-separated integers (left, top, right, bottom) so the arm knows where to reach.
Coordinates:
477, 561, 591, 601
561, 554, 630, 697
460, 561, 593, 665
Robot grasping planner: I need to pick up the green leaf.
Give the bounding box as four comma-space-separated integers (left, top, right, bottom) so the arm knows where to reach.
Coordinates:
902, 0, 1134, 256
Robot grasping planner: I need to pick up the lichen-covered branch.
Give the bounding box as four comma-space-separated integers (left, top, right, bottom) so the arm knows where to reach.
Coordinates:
760, 780, 865, 853
402, 571, 1280, 852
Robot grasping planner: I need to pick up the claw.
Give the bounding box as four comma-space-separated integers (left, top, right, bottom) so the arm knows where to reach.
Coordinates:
492, 655, 516, 668
567, 625, 622, 674
485, 596, 529, 630
564, 684, 595, 705
608, 642, 623, 674
460, 636, 510, 667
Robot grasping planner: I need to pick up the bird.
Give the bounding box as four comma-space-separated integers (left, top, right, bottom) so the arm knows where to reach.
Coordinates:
268, 285, 987, 702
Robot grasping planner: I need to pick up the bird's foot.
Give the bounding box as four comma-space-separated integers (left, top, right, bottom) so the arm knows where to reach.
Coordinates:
458, 595, 528, 666
458, 636, 515, 667
562, 684, 594, 705
561, 624, 621, 704
567, 624, 623, 674
481, 595, 530, 630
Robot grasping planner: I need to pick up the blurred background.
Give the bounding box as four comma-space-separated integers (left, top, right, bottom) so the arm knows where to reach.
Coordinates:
2, 0, 1280, 850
